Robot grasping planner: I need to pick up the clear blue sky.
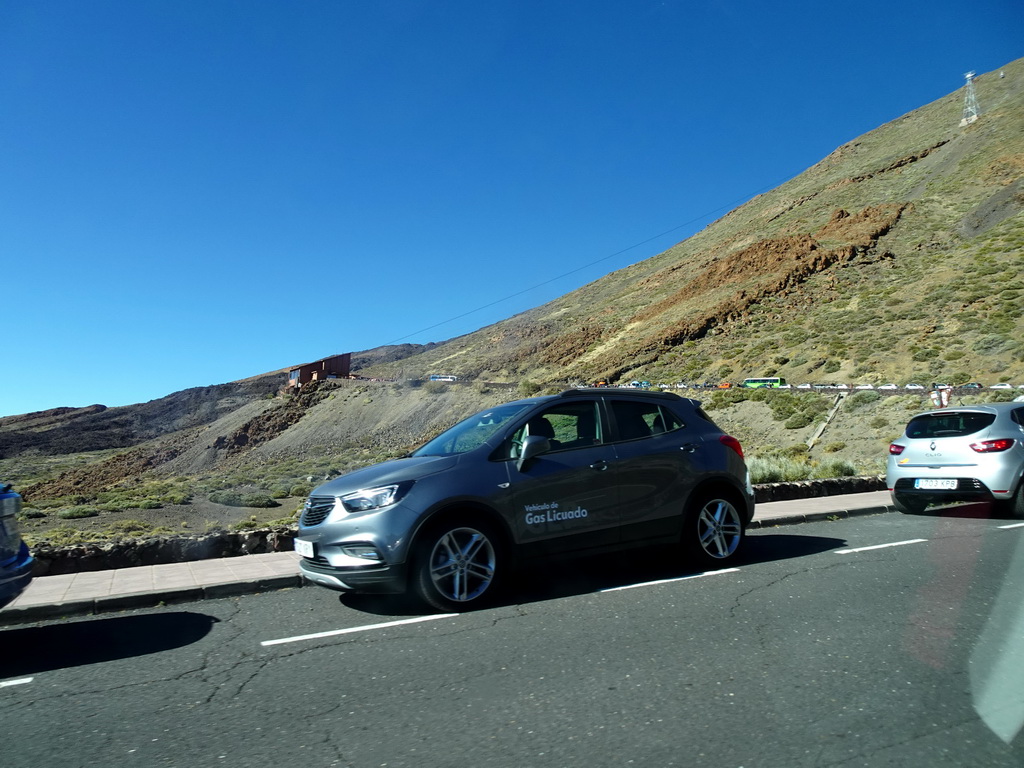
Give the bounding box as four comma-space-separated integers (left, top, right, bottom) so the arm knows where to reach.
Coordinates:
1, 1, 1021, 417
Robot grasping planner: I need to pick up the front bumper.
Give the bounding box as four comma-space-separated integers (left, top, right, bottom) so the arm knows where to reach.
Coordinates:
298, 557, 409, 595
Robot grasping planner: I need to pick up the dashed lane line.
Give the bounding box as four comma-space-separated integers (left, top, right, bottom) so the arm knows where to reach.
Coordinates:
835, 539, 928, 554
599, 567, 741, 593
261, 614, 459, 647
1, 678, 33, 688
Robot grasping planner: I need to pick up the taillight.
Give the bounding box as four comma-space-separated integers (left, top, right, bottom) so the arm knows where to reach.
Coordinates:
970, 438, 1015, 453
889, 443, 905, 455
720, 434, 744, 459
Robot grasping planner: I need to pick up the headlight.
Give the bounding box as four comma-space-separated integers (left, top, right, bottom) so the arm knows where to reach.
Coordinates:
340, 484, 408, 512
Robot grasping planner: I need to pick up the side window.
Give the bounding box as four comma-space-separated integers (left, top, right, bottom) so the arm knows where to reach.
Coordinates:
1012, 408, 1024, 427
609, 401, 684, 441
503, 401, 602, 457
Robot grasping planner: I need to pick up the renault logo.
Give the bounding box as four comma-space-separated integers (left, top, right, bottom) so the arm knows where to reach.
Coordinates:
930, 441, 936, 450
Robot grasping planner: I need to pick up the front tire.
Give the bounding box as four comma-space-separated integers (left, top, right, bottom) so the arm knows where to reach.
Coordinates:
412, 519, 502, 612
684, 492, 745, 567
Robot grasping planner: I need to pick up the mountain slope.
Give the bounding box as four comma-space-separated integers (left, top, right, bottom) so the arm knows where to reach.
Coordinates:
357, 58, 1024, 388
2, 59, 1023, 531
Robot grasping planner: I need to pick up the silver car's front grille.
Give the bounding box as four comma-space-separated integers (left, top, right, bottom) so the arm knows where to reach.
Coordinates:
301, 496, 335, 526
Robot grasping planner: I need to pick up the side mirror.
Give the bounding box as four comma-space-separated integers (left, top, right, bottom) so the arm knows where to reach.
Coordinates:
516, 435, 551, 471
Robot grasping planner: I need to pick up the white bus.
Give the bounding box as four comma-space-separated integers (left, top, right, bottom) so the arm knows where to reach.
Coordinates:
428, 374, 458, 382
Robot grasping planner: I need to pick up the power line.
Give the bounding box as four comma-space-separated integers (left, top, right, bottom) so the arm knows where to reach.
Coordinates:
384, 181, 783, 346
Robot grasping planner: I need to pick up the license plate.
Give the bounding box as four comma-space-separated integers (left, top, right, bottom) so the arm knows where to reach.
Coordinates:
915, 478, 957, 490
294, 538, 315, 558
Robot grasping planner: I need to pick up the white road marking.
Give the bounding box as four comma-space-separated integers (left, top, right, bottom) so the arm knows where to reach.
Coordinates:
599, 567, 740, 593
997, 522, 1024, 530
1, 678, 33, 688
261, 613, 458, 647
835, 539, 927, 554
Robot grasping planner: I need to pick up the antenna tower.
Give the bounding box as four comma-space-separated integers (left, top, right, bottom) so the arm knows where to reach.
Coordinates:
959, 71, 980, 127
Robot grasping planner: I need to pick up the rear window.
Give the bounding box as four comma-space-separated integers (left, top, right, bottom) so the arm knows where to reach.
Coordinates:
608, 400, 684, 441
906, 411, 996, 439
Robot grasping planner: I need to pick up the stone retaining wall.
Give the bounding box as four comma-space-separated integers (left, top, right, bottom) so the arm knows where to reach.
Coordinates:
30, 476, 887, 576
753, 474, 885, 502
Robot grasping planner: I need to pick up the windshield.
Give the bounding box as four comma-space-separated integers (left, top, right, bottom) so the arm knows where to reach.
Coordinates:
411, 402, 534, 457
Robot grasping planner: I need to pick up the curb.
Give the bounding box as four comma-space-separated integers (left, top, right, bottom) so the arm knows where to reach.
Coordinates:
3, 503, 896, 625
0, 575, 304, 625
749, 503, 895, 529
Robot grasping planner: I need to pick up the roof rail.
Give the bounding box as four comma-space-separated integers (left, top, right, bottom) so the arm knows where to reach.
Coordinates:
556, 388, 681, 401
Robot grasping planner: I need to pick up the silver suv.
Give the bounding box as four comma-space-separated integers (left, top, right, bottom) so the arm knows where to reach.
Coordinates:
295, 389, 754, 611
887, 403, 1024, 516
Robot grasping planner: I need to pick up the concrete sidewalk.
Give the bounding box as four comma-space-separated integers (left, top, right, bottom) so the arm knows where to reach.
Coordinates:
0, 490, 894, 624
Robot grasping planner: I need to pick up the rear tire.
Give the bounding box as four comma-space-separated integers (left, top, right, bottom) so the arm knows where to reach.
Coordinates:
892, 492, 928, 514
683, 492, 745, 568
996, 483, 1024, 519
412, 518, 503, 612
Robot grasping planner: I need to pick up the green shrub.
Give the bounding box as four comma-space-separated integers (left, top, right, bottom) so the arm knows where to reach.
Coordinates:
265, 509, 302, 526
704, 389, 750, 410
103, 520, 154, 536
207, 490, 279, 508
208, 490, 243, 506
57, 505, 101, 519
240, 493, 279, 509
810, 459, 857, 479
784, 412, 813, 429
847, 390, 880, 408
30, 526, 105, 547
823, 442, 846, 453
748, 456, 812, 483
519, 379, 541, 396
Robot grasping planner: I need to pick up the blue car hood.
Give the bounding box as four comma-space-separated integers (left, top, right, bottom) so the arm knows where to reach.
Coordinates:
311, 455, 458, 496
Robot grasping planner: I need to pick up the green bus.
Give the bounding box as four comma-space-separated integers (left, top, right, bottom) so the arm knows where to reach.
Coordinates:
741, 377, 787, 389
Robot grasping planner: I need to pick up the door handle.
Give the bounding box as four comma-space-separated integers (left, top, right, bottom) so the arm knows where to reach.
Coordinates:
590, 460, 608, 471
680, 443, 698, 453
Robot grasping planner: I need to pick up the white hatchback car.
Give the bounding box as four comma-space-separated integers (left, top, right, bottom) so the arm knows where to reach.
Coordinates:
887, 403, 1024, 517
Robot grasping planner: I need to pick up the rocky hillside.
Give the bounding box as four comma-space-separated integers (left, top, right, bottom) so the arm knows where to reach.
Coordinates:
1, 58, 1022, 541
0, 376, 283, 460
357, 58, 1024, 389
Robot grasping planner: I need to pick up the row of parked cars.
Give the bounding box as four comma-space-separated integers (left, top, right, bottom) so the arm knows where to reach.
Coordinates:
293, 387, 1024, 612
707, 383, 1024, 391
613, 382, 1024, 392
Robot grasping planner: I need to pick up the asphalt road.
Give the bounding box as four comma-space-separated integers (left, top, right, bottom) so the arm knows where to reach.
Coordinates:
3, 509, 1024, 767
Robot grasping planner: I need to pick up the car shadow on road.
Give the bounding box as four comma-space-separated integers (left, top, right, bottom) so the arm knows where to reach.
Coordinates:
0, 611, 219, 679
340, 532, 847, 616
900, 501, 1010, 519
